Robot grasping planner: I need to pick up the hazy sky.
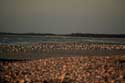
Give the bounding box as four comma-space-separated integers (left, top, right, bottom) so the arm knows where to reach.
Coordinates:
0, 0, 125, 34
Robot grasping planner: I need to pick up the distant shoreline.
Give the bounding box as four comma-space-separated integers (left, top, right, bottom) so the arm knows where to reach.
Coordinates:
0, 32, 125, 38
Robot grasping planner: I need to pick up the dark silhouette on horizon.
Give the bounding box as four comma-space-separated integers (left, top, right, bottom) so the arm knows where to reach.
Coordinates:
0, 32, 125, 38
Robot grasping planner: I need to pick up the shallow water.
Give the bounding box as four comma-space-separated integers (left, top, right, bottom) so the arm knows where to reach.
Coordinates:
0, 48, 125, 60
0, 35, 125, 60
0, 35, 125, 45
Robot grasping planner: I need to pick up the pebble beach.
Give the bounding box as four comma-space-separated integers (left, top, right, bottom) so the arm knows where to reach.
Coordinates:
0, 36, 125, 83
0, 55, 125, 83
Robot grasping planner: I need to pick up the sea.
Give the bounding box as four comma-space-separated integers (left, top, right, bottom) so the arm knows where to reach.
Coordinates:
0, 35, 125, 45
0, 35, 125, 60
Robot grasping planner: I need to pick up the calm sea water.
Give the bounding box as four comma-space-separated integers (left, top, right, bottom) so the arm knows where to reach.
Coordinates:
0, 35, 125, 45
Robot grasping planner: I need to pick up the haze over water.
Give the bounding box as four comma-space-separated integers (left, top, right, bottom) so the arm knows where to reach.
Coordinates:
0, 0, 125, 34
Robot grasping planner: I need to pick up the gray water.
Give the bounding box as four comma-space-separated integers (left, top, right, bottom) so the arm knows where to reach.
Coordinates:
0, 35, 125, 60
0, 35, 125, 45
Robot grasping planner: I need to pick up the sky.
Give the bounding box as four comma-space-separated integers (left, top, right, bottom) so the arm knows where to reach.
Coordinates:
0, 0, 125, 34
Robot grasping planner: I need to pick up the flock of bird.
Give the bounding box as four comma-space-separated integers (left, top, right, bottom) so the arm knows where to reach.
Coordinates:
0, 42, 125, 56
